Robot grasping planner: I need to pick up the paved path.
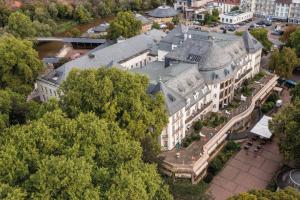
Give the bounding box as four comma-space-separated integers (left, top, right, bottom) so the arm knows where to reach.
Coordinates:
208, 140, 283, 200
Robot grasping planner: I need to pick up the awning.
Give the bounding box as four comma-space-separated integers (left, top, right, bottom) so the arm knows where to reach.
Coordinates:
250, 115, 273, 139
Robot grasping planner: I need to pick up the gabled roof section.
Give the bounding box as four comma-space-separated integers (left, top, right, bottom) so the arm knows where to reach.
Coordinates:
149, 81, 186, 115
242, 31, 263, 53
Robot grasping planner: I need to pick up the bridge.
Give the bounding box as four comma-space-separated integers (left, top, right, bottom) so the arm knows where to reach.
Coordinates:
34, 37, 107, 49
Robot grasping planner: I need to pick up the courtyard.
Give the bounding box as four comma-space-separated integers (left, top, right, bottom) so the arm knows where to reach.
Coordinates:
208, 137, 283, 200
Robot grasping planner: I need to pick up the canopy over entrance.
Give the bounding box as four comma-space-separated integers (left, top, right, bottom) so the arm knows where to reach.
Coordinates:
250, 115, 273, 139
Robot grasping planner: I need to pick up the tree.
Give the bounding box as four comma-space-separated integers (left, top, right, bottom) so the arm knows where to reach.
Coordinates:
228, 187, 300, 200
172, 15, 180, 25
107, 11, 142, 40
270, 101, 300, 165
0, 5, 11, 27
280, 25, 297, 44
0, 110, 172, 199
230, 6, 239, 12
74, 4, 93, 24
203, 13, 213, 25
289, 27, 300, 56
65, 27, 81, 37
32, 20, 53, 37
291, 82, 300, 102
212, 8, 219, 21
0, 35, 43, 95
268, 47, 299, 78
7, 12, 36, 38
250, 28, 272, 51
59, 68, 168, 161
152, 22, 160, 29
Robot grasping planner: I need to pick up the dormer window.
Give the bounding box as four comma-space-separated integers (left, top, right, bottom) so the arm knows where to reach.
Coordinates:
186, 98, 191, 106
193, 91, 199, 100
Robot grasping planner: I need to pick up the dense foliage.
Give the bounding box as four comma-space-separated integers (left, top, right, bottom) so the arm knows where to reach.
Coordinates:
268, 47, 299, 78
107, 11, 142, 40
250, 28, 272, 51
291, 82, 300, 102
206, 141, 240, 177
60, 68, 168, 161
270, 101, 300, 166
289, 27, 300, 56
228, 187, 300, 200
0, 0, 167, 37
0, 110, 172, 199
0, 34, 42, 95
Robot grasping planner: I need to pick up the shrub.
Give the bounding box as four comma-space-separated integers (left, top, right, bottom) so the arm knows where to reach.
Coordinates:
267, 92, 279, 103
209, 158, 223, 175
224, 141, 241, 152
191, 133, 200, 141
193, 120, 203, 132
207, 142, 240, 176
203, 172, 214, 183
261, 101, 275, 113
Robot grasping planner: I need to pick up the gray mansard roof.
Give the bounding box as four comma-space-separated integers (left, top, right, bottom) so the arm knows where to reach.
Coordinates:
149, 5, 178, 18
40, 30, 165, 85
242, 30, 263, 53
133, 61, 209, 115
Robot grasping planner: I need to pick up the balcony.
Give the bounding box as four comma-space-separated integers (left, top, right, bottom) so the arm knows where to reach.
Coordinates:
235, 68, 252, 84
185, 101, 213, 125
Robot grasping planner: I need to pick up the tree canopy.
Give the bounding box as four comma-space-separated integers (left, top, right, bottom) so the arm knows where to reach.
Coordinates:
7, 12, 36, 38
270, 101, 300, 165
0, 110, 172, 199
268, 47, 299, 78
291, 82, 300, 102
250, 28, 272, 51
289, 27, 300, 56
0, 34, 42, 95
228, 187, 300, 200
107, 11, 142, 40
60, 68, 168, 161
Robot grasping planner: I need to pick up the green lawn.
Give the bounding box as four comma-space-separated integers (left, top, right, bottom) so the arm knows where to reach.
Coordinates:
54, 20, 78, 35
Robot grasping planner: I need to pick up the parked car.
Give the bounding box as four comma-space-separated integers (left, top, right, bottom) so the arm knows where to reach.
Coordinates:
256, 20, 264, 26
263, 20, 272, 26
238, 22, 246, 26
271, 30, 284, 35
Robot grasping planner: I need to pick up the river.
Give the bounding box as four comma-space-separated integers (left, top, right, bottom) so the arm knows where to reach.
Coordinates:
37, 17, 114, 59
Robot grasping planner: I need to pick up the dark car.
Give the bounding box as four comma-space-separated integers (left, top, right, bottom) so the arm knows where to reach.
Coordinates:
271, 30, 284, 35
256, 20, 264, 25
263, 20, 272, 26
227, 26, 236, 31
238, 22, 246, 26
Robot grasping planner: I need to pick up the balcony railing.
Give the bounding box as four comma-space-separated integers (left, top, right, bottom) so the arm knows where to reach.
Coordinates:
185, 102, 213, 124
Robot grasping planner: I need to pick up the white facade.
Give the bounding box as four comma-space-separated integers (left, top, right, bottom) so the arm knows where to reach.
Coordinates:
240, 0, 300, 23
275, 2, 290, 19
220, 11, 253, 24
217, 3, 239, 13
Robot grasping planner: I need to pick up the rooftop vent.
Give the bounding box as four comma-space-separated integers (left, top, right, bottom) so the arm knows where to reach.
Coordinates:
167, 94, 176, 102
88, 53, 95, 59
187, 79, 194, 87
187, 54, 201, 62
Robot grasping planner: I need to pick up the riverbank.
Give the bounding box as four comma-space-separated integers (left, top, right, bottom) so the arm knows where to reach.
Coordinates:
36, 17, 114, 59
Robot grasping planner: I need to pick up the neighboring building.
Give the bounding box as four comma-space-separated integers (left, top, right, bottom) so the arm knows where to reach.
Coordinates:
37, 24, 262, 151
87, 23, 110, 36
135, 14, 153, 33
36, 29, 166, 101
220, 10, 253, 24
174, 0, 215, 11
240, 0, 300, 23
214, 0, 240, 13
148, 4, 178, 23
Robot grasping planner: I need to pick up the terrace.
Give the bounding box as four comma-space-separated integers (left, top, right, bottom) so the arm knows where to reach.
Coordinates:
159, 73, 279, 181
